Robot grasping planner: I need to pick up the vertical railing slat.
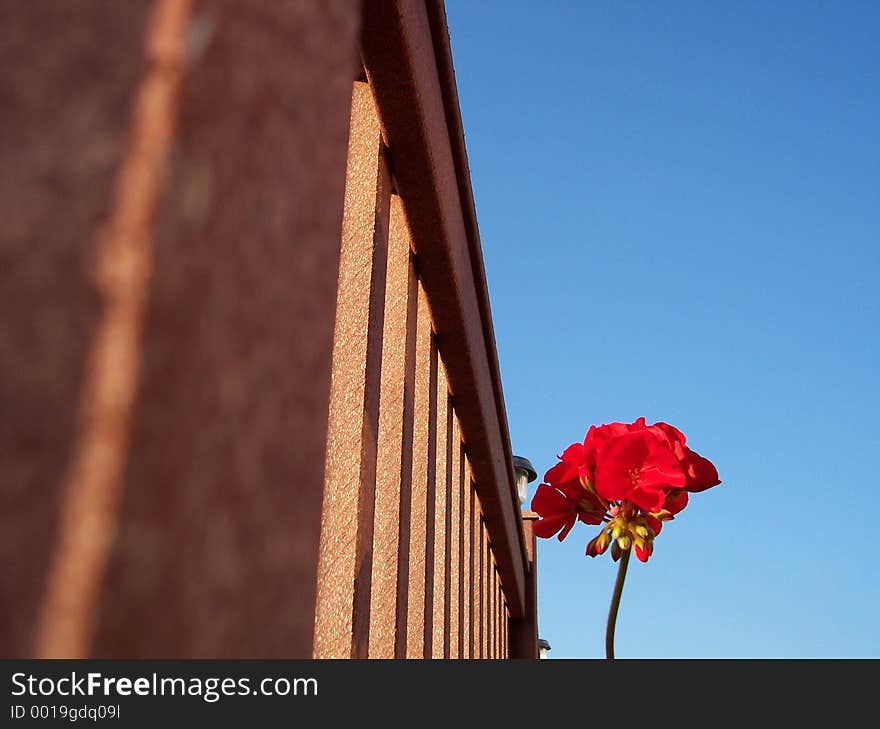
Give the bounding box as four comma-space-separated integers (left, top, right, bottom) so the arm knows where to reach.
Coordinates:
482, 520, 490, 659
314, 81, 388, 659
490, 565, 496, 659
368, 193, 416, 658
350, 147, 392, 659
478, 515, 485, 658
504, 605, 509, 658
430, 361, 448, 658
422, 336, 438, 656
496, 572, 502, 659
448, 413, 461, 658
405, 285, 433, 658
461, 449, 472, 658
392, 249, 419, 658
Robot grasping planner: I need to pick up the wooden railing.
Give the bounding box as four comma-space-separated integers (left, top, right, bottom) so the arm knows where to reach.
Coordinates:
312, 1, 538, 659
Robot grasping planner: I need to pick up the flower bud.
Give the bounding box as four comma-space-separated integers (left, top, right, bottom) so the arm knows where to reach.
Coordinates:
586, 531, 611, 557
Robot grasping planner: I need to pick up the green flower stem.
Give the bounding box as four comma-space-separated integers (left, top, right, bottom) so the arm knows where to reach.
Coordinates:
605, 546, 631, 660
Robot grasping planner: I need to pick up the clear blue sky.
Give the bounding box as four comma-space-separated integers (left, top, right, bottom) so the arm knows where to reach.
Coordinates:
445, 0, 879, 658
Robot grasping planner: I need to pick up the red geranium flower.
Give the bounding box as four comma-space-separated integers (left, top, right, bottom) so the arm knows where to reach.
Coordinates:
531, 418, 722, 659
531, 418, 720, 563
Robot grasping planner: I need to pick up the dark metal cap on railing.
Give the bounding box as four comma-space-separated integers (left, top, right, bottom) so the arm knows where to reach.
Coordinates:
512, 455, 538, 506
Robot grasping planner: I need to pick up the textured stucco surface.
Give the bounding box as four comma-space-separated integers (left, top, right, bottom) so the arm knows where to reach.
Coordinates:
1, 0, 361, 658
0, 0, 153, 658
88, 0, 362, 658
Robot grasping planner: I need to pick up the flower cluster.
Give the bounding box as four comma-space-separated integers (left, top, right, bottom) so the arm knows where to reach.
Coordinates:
530, 418, 720, 562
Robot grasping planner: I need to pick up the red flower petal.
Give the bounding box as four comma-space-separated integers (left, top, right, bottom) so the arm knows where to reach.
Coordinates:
594, 430, 686, 504
680, 448, 721, 492
664, 488, 689, 514
652, 421, 686, 445
532, 514, 574, 540
530, 483, 567, 513
627, 484, 669, 513
560, 442, 588, 468
577, 510, 604, 526
530, 484, 578, 541
651, 421, 688, 460
558, 481, 607, 525
543, 460, 577, 487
